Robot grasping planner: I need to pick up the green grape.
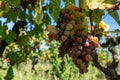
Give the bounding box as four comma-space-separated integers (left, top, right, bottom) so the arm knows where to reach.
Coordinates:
77, 59, 82, 65
69, 20, 75, 25
82, 67, 88, 73
85, 54, 93, 61
75, 51, 81, 57
64, 30, 71, 36
66, 23, 73, 30
80, 63, 86, 69
70, 30, 75, 39
60, 35, 67, 43
60, 23, 66, 30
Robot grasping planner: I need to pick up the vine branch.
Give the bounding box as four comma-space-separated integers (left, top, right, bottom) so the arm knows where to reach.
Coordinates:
89, 10, 94, 34
107, 2, 120, 11
92, 36, 120, 80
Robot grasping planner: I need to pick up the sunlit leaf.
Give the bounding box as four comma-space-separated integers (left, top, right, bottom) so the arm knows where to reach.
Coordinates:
34, 0, 43, 25
109, 11, 120, 26
92, 10, 104, 23
49, 0, 60, 21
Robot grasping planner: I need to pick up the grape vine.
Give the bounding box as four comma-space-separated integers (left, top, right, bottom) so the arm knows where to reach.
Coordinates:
46, 2, 120, 78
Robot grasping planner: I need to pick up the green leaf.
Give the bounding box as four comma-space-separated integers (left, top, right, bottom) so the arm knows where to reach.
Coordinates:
0, 26, 7, 40
92, 10, 104, 23
5, 30, 16, 43
16, 35, 29, 46
63, 0, 75, 7
5, 10, 17, 22
43, 13, 51, 25
4, 67, 14, 80
104, 0, 117, 4
8, 0, 20, 8
19, 11, 27, 20
51, 7, 60, 21
34, 12, 43, 25
34, 0, 43, 25
49, 0, 60, 21
109, 11, 120, 26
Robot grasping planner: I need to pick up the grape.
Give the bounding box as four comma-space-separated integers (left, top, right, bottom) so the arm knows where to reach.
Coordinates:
81, 51, 86, 56
77, 59, 82, 65
85, 48, 91, 54
77, 37, 83, 43
78, 45, 83, 50
80, 63, 86, 69
75, 51, 81, 57
64, 30, 70, 36
92, 42, 99, 48
66, 23, 73, 30
71, 46, 78, 52
84, 41, 90, 47
72, 57, 77, 63
60, 23, 66, 30
64, 13, 70, 19
82, 30, 88, 36
70, 30, 75, 39
76, 30, 82, 36
69, 20, 75, 25
60, 35, 67, 43
82, 67, 88, 73
70, 13, 76, 20
53, 5, 99, 74
85, 54, 93, 61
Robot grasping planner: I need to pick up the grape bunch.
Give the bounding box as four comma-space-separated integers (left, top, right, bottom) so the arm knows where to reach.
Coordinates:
55, 5, 99, 74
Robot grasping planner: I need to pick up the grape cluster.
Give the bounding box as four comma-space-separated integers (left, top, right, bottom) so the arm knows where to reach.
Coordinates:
56, 5, 99, 74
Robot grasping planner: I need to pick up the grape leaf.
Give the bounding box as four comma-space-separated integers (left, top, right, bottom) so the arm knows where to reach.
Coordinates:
4, 67, 14, 80
109, 11, 120, 26
16, 35, 29, 46
8, 0, 20, 8
49, 0, 60, 21
92, 10, 104, 23
5, 30, 16, 43
34, 0, 43, 25
43, 13, 51, 25
19, 11, 27, 21
63, 0, 75, 7
104, 0, 117, 4
5, 10, 17, 22
0, 26, 7, 40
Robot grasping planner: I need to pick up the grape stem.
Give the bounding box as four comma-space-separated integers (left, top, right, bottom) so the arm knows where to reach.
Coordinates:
89, 10, 94, 35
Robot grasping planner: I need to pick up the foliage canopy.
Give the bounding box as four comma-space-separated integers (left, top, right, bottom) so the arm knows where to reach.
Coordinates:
0, 0, 120, 80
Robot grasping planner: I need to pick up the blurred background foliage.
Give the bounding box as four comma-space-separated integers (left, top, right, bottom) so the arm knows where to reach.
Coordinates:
0, 0, 120, 80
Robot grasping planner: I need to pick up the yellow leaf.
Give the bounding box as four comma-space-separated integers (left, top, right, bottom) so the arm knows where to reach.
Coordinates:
99, 21, 109, 31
